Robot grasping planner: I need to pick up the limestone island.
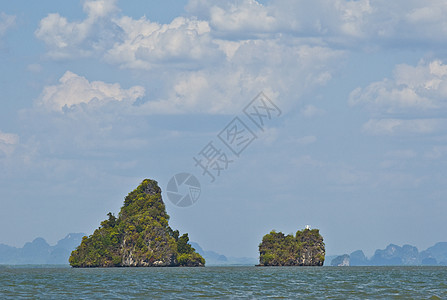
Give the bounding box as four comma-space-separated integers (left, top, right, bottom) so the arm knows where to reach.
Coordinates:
69, 179, 205, 267
258, 228, 325, 266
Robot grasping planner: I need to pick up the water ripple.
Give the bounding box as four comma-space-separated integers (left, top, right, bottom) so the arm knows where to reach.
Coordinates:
0, 266, 446, 299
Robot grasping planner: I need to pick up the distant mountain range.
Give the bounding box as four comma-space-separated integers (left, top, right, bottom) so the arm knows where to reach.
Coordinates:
190, 242, 258, 265
331, 242, 447, 266
0, 235, 257, 265
0, 233, 85, 265
6, 235, 443, 267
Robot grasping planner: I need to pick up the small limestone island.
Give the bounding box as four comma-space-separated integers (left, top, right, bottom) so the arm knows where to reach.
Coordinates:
69, 179, 205, 267
258, 227, 325, 266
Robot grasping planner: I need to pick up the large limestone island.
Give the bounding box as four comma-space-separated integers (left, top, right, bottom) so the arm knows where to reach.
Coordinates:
69, 179, 205, 267
258, 228, 325, 266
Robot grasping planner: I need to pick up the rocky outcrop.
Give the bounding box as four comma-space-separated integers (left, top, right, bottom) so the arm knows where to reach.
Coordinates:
258, 228, 325, 266
331, 254, 350, 266
69, 179, 204, 267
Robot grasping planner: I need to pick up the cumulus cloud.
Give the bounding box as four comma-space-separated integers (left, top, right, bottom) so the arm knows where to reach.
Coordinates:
138, 42, 342, 114
38, 0, 447, 119
350, 60, 447, 113
0, 131, 19, 156
35, 0, 119, 59
186, 0, 447, 46
104, 16, 220, 69
35, 0, 447, 117
83, 0, 118, 18
186, 0, 371, 39
35, 0, 447, 62
35, 2, 345, 115
34, 0, 356, 114
36, 71, 145, 111
36, 0, 220, 65
351, 60, 447, 135
187, 0, 277, 37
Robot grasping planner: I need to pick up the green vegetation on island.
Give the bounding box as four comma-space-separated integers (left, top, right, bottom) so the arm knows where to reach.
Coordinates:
258, 228, 325, 266
69, 179, 205, 267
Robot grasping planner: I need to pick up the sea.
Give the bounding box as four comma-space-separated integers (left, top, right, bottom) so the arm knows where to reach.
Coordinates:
1, 265, 446, 299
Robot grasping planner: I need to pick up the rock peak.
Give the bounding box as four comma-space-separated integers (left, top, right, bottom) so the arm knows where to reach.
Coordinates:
141, 179, 161, 196
69, 179, 205, 268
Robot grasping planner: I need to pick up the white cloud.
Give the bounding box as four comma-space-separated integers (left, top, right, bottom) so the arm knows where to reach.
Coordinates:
35, 0, 447, 62
104, 16, 220, 69
82, 0, 118, 18
36, 71, 145, 111
0, 12, 15, 37
0, 131, 19, 156
36, 0, 219, 65
34, 0, 348, 114
187, 0, 447, 47
350, 60, 447, 113
351, 60, 447, 136
207, 0, 277, 35
34, 0, 447, 120
35, 0, 119, 59
186, 0, 372, 39
138, 42, 342, 114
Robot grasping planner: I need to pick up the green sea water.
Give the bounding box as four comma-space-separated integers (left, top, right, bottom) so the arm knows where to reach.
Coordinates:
1, 266, 446, 299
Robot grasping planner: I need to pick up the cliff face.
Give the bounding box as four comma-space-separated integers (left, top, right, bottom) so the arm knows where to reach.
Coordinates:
258, 229, 325, 266
69, 179, 204, 267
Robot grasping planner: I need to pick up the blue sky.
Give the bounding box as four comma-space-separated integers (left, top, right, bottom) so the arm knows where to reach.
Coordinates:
1, 0, 447, 258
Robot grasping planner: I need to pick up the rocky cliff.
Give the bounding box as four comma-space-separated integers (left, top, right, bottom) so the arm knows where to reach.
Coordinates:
258, 228, 325, 266
69, 179, 204, 267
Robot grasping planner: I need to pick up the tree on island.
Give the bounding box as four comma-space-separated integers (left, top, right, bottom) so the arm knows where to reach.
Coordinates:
258, 228, 325, 266
69, 179, 205, 267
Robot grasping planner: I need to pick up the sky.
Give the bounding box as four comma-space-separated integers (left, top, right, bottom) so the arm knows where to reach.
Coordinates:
1, 0, 447, 258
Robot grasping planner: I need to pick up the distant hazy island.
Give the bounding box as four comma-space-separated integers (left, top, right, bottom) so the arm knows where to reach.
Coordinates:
258, 228, 325, 266
69, 179, 205, 267
331, 243, 447, 266
0, 235, 257, 266
0, 233, 84, 265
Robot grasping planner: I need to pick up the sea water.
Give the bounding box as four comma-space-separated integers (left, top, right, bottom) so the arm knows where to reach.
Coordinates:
1, 266, 446, 299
